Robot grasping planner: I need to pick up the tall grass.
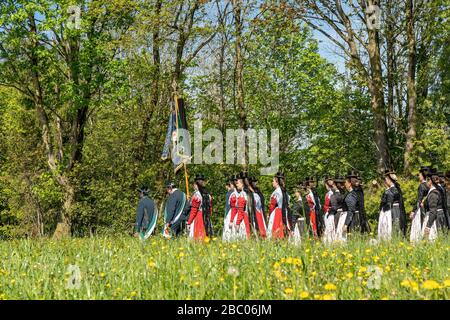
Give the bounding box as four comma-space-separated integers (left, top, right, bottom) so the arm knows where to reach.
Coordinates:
0, 235, 449, 300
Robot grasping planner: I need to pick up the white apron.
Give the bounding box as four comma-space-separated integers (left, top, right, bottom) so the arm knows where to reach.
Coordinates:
410, 209, 422, 243
323, 213, 336, 244
421, 213, 438, 241
378, 209, 392, 241
335, 211, 348, 242
222, 209, 233, 242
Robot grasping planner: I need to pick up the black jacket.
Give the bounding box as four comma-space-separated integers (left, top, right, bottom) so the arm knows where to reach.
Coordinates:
135, 196, 155, 232
425, 188, 443, 228
413, 182, 429, 212
343, 190, 359, 227
329, 190, 344, 215
165, 189, 187, 229
380, 186, 400, 212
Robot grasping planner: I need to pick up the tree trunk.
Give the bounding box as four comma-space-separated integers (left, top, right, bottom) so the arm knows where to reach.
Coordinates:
232, 0, 248, 170
366, 6, 389, 172
233, 0, 247, 131
138, 0, 162, 162
53, 179, 74, 239
404, 0, 417, 174
385, 0, 395, 127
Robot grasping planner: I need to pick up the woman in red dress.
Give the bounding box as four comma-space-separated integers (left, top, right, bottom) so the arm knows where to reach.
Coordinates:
187, 174, 212, 240
267, 172, 291, 239
229, 173, 251, 240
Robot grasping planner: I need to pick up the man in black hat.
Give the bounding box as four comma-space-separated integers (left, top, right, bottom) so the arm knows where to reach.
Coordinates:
163, 181, 188, 238
134, 186, 156, 238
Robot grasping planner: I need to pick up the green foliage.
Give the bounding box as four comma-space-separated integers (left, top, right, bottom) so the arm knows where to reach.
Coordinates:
409, 122, 450, 170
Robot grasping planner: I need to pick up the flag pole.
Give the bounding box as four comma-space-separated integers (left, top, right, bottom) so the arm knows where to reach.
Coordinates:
174, 94, 190, 198
184, 162, 190, 198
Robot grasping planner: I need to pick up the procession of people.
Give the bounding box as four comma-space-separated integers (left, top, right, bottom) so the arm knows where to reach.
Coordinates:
135, 167, 450, 244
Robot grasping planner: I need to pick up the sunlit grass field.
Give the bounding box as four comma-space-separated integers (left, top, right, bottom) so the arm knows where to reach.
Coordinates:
1, 234, 449, 300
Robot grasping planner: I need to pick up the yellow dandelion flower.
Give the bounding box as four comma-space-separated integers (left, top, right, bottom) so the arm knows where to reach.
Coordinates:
324, 283, 337, 291
346, 272, 353, 279
443, 280, 450, 288
284, 288, 294, 295
401, 279, 418, 291
314, 294, 321, 299
300, 291, 309, 299
99, 272, 106, 278
422, 280, 440, 290
146, 259, 157, 269
322, 294, 334, 300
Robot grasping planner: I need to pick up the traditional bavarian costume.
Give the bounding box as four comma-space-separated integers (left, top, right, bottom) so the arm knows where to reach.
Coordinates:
410, 167, 430, 242
187, 190, 207, 240
250, 176, 267, 239
378, 185, 402, 241
322, 176, 335, 243
267, 172, 291, 239
223, 175, 238, 241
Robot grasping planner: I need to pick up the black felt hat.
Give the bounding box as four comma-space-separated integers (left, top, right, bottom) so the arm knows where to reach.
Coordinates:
426, 168, 438, 178
346, 170, 359, 179
275, 171, 285, 179
138, 186, 150, 194
419, 166, 431, 174
239, 171, 249, 179
249, 176, 258, 183
334, 174, 345, 183
165, 181, 176, 189
194, 173, 205, 181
